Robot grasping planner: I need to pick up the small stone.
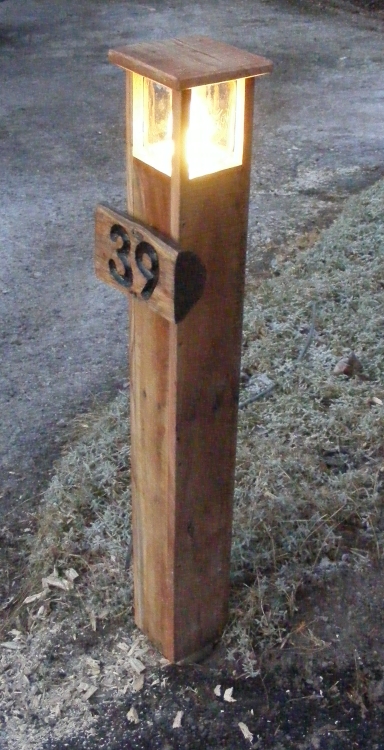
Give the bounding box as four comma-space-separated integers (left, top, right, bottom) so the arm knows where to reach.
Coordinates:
132, 674, 144, 692
333, 351, 363, 377
172, 710, 183, 728
371, 396, 383, 406
127, 706, 139, 724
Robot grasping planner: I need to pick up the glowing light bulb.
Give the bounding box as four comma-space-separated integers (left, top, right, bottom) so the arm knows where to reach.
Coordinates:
187, 80, 245, 179
132, 74, 245, 178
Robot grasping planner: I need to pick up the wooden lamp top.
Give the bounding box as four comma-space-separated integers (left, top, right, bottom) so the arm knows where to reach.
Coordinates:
108, 35, 272, 90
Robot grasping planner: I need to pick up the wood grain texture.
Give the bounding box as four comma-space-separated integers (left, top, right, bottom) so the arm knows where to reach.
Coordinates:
130, 301, 177, 656
124, 65, 257, 660
95, 204, 205, 323
109, 36, 272, 90
171, 78, 256, 657
125, 73, 176, 654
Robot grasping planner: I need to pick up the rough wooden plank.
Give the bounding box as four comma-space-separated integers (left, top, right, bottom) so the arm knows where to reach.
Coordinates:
124, 88, 176, 655
109, 36, 272, 90
95, 203, 205, 323
171, 78, 256, 658
130, 302, 177, 656
125, 67, 257, 660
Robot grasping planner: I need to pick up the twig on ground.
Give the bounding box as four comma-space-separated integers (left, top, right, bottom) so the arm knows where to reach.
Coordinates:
239, 382, 276, 410
239, 302, 317, 409
297, 302, 317, 363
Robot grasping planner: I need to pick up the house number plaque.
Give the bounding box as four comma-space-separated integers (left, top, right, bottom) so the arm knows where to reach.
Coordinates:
95, 204, 205, 324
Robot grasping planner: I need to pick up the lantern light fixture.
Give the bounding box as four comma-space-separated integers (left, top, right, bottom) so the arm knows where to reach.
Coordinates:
132, 73, 245, 178
110, 36, 272, 181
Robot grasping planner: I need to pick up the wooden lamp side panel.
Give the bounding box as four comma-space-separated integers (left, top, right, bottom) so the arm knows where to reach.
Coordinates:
129, 302, 177, 655
172, 79, 256, 660
126, 71, 177, 656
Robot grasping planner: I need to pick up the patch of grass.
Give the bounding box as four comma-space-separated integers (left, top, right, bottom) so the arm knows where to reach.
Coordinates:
29, 398, 133, 621
27, 179, 384, 672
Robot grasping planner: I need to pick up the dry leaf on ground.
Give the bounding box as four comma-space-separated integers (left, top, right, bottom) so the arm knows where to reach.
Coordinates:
129, 657, 145, 674
127, 706, 140, 724
224, 687, 236, 703
132, 674, 145, 692
172, 710, 184, 728
117, 641, 130, 653
77, 682, 90, 693
239, 722, 253, 742
42, 575, 72, 591
64, 568, 79, 582
23, 591, 46, 605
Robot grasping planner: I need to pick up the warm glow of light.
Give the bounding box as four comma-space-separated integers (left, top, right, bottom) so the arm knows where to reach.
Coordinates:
132, 74, 174, 176
132, 74, 245, 179
187, 80, 245, 179
139, 112, 174, 177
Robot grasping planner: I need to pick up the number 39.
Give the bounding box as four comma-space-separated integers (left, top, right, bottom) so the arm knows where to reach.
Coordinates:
108, 224, 159, 300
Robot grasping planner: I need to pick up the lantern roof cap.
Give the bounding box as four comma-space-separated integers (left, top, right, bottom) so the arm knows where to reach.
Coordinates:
109, 36, 272, 90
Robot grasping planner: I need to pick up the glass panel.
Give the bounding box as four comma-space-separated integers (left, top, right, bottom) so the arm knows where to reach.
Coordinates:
187, 79, 245, 179
132, 74, 173, 176
132, 74, 245, 179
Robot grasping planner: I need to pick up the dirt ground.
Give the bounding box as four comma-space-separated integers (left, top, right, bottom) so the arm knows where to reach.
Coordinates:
1, 0, 384, 748
17, 569, 384, 750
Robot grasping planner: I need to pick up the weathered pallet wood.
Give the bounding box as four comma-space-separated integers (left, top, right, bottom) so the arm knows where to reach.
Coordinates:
109, 35, 272, 89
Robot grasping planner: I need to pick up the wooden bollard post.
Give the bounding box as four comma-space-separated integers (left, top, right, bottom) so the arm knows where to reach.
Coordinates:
95, 37, 272, 662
